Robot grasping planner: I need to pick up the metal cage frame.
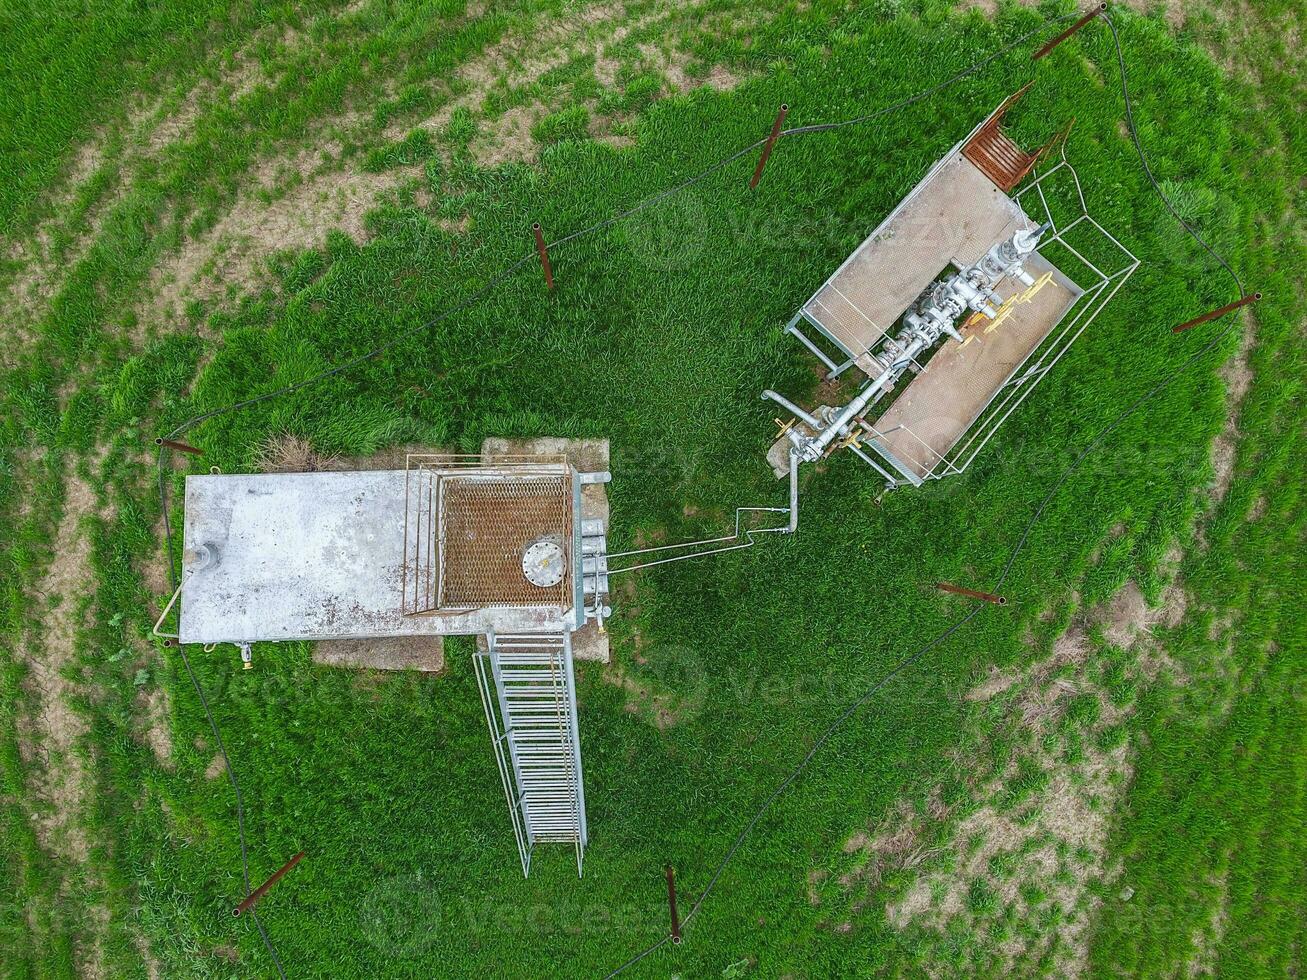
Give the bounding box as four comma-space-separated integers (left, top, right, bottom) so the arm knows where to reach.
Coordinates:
402, 454, 575, 616
783, 138, 1138, 488
861, 144, 1140, 484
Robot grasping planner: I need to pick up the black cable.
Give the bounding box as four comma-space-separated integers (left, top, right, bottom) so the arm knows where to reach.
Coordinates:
153, 20, 1083, 968
1103, 11, 1245, 296
158, 12, 1077, 452
550, 15, 1074, 258
168, 618, 289, 980
602, 9, 1252, 977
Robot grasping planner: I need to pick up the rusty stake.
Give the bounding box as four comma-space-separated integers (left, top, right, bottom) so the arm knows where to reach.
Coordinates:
532, 222, 554, 291
155, 437, 203, 456
749, 104, 789, 190
233, 851, 304, 917
936, 582, 1007, 606
1171, 292, 1262, 333
664, 864, 682, 944
1032, 3, 1108, 61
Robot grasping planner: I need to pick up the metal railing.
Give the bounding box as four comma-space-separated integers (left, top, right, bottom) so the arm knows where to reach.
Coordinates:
475, 630, 587, 877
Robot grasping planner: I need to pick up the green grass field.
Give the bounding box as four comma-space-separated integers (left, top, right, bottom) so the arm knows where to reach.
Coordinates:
1, 0, 1303, 976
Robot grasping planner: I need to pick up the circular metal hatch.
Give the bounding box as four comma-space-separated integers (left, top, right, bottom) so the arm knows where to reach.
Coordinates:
521, 538, 565, 589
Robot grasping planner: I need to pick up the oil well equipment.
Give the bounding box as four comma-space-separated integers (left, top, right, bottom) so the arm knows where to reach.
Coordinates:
763, 85, 1139, 488
154, 85, 1140, 883
158, 454, 611, 877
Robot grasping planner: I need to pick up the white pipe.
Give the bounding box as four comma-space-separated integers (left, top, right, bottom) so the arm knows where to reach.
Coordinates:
787, 449, 799, 533
761, 389, 820, 429
806, 334, 928, 457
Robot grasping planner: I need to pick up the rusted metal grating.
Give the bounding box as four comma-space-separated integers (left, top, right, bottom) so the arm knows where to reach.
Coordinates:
439, 476, 572, 608
964, 128, 1033, 192
962, 82, 1070, 193
403, 455, 574, 615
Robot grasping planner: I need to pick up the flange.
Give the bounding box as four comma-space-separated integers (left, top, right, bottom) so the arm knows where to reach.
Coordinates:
521, 538, 565, 589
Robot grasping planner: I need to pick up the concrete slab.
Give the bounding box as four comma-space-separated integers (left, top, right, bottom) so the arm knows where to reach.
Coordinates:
766, 410, 832, 479
313, 635, 445, 673
179, 470, 570, 645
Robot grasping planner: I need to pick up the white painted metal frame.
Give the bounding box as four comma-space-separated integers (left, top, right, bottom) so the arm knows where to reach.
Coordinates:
785, 142, 1139, 488
475, 629, 588, 878
926, 146, 1140, 480
789, 112, 1000, 378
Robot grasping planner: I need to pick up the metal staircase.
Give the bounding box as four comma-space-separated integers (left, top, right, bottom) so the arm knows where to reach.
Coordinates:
473, 630, 587, 877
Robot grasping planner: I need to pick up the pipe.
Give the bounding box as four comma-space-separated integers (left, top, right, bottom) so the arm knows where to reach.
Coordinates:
749, 103, 790, 190
233, 851, 305, 916
1171, 292, 1261, 333
806, 335, 928, 457
761, 389, 821, 429
1032, 3, 1108, 61
151, 569, 192, 640
787, 449, 799, 533
664, 865, 682, 943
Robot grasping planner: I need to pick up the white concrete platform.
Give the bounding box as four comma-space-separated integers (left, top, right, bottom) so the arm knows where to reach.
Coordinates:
179, 470, 570, 646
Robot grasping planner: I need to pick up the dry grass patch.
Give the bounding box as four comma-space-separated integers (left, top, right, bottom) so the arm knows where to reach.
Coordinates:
18, 449, 113, 977
253, 433, 341, 473
838, 579, 1184, 975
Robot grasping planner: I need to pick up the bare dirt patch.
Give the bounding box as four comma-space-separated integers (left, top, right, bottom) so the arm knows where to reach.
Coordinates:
314, 635, 446, 673
139, 159, 412, 332
1208, 311, 1256, 504
2, 8, 356, 344
867, 582, 1175, 975
3, 79, 222, 339
606, 664, 683, 729
1187, 871, 1230, 976
22, 450, 111, 976
205, 752, 226, 781
965, 665, 1019, 702
139, 685, 174, 769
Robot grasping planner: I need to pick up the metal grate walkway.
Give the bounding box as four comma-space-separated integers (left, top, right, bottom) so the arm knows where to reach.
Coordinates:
474, 630, 587, 877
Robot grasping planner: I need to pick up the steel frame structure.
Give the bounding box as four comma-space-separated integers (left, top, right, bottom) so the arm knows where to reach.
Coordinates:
784, 140, 1138, 488
402, 453, 607, 877
402, 453, 574, 616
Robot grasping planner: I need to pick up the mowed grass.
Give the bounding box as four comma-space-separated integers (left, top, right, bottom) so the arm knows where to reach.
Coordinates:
0, 1, 1303, 977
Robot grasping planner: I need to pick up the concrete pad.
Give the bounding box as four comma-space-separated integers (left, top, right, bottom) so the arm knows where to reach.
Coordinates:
313, 635, 445, 673
767, 410, 832, 479
483, 437, 611, 526
569, 620, 609, 664
179, 470, 571, 645
802, 152, 1032, 371
481, 437, 611, 664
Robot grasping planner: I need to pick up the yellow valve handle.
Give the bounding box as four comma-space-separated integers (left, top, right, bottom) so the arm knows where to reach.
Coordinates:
1018, 271, 1054, 304
984, 296, 1018, 333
